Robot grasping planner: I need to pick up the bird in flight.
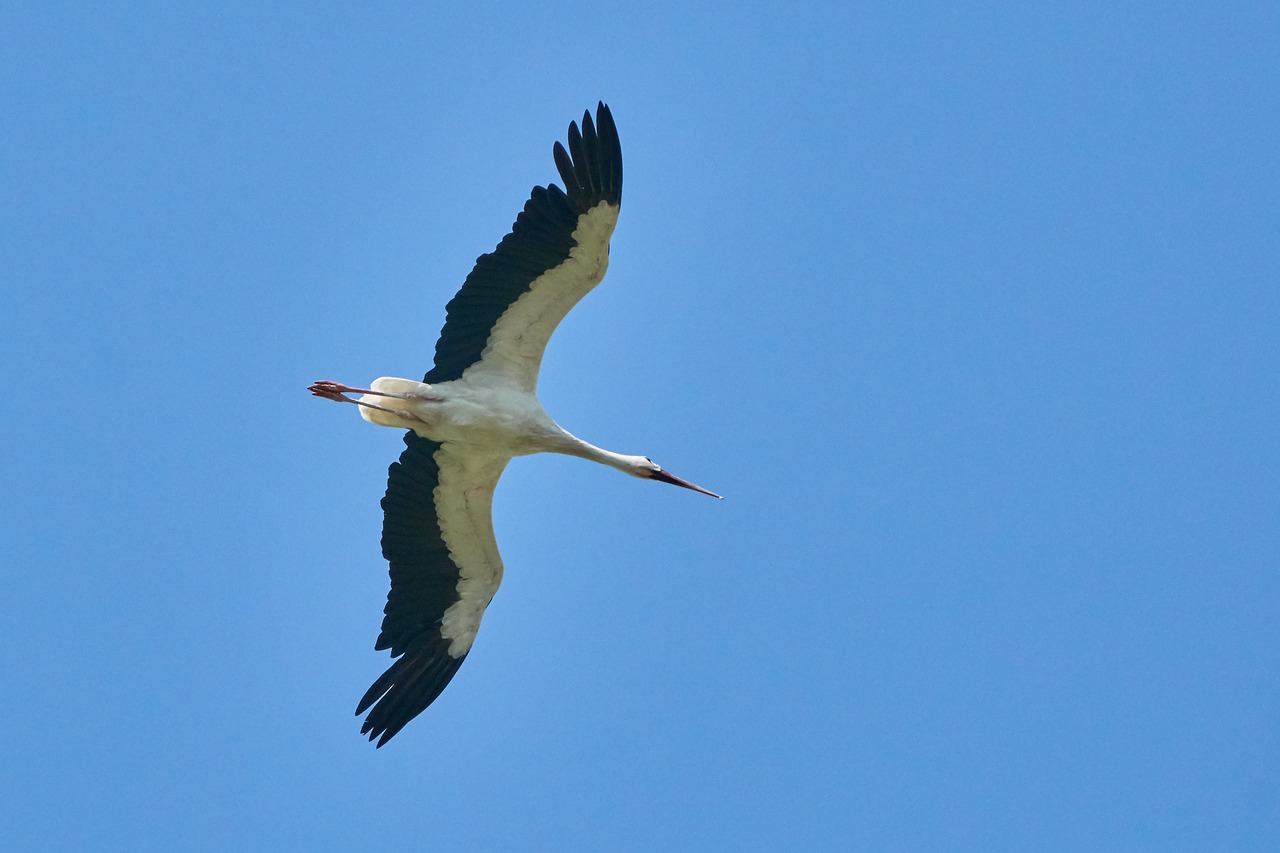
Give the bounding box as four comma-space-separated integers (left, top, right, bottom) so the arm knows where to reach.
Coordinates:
310, 103, 720, 746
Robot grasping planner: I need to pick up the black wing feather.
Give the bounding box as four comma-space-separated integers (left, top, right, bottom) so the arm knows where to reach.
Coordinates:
423, 102, 623, 384
357, 431, 467, 747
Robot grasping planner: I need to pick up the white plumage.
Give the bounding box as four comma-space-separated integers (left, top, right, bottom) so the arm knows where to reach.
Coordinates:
311, 103, 718, 746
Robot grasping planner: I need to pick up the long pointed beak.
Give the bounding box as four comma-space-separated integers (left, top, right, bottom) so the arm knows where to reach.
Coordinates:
652, 468, 723, 499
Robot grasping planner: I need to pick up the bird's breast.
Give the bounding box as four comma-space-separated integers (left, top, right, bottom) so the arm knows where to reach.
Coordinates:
409, 382, 558, 455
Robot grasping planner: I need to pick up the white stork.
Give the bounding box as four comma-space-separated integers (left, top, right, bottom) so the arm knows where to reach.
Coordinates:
310, 103, 720, 746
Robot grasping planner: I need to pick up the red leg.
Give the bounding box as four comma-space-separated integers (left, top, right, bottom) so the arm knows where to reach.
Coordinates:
309, 380, 388, 399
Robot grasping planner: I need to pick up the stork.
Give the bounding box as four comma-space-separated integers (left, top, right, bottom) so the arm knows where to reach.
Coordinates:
310, 103, 720, 747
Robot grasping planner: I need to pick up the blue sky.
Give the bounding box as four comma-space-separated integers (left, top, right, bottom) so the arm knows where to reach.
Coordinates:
3, 2, 1278, 850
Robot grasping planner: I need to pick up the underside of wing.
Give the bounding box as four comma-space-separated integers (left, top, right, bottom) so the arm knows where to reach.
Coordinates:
357, 432, 509, 746
424, 102, 623, 390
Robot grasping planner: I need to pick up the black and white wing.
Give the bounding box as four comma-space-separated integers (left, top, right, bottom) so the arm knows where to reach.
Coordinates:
356, 433, 510, 746
424, 101, 623, 392
357, 103, 624, 746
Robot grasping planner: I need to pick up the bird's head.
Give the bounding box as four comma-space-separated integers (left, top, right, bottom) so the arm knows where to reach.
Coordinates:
631, 456, 722, 499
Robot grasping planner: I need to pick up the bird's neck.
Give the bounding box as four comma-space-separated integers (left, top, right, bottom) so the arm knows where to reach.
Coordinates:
557, 435, 640, 475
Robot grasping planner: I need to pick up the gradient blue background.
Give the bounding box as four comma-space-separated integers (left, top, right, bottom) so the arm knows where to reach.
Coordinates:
3, 2, 1278, 850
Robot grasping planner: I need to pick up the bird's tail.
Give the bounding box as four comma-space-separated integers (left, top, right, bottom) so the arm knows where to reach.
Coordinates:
357, 377, 435, 428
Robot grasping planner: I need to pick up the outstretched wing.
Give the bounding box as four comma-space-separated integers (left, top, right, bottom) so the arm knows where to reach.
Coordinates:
424, 102, 623, 392
356, 432, 510, 747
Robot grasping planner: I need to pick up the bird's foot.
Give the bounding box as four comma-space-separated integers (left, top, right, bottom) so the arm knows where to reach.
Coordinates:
310, 380, 440, 402
309, 380, 428, 424
309, 380, 382, 401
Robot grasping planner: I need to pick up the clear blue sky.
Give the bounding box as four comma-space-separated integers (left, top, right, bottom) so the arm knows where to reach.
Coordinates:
3, 2, 1277, 850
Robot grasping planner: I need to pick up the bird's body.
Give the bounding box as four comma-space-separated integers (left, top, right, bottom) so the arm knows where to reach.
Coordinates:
355, 376, 564, 454
311, 103, 717, 746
